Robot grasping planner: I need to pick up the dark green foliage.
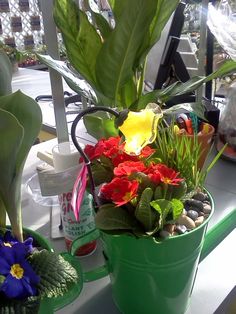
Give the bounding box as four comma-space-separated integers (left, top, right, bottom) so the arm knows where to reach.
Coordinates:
28, 250, 78, 298
0, 296, 40, 314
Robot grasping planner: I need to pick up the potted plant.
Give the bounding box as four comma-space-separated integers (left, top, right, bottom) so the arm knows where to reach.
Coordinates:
0, 55, 82, 313
34, 2, 236, 312
38, 0, 236, 140
68, 105, 236, 314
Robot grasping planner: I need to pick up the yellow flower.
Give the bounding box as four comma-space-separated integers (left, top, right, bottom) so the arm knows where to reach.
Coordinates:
119, 104, 163, 155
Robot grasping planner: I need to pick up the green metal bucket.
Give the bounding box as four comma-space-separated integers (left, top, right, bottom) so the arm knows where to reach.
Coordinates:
71, 194, 236, 314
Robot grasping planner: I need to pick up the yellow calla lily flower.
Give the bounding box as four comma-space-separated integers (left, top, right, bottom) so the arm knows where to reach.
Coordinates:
119, 105, 163, 155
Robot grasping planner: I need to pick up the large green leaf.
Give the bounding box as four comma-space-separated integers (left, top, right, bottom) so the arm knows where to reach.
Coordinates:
29, 250, 78, 298
95, 204, 137, 231
134, 59, 236, 110
0, 109, 23, 233
136, 0, 179, 66
83, 114, 118, 140
95, 0, 157, 104
53, 0, 102, 87
37, 54, 97, 102
0, 91, 42, 240
0, 51, 12, 96
91, 11, 111, 40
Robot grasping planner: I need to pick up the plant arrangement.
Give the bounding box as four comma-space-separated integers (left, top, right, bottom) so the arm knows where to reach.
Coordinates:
38, 0, 236, 140
72, 105, 223, 239
0, 57, 79, 312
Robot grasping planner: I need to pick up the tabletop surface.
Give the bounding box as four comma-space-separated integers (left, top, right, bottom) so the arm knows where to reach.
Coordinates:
13, 68, 236, 314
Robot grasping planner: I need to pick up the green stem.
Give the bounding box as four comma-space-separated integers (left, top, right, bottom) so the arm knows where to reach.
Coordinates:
137, 59, 147, 99
0, 198, 6, 229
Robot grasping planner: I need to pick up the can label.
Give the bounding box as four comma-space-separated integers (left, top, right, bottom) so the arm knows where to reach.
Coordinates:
59, 190, 96, 241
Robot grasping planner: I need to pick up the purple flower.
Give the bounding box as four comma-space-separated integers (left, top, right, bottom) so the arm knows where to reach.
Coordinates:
0, 231, 33, 254
0, 242, 40, 299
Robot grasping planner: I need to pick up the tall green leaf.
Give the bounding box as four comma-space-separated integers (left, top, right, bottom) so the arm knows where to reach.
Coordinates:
53, 0, 102, 87
95, 0, 157, 104
0, 91, 42, 240
136, 0, 179, 65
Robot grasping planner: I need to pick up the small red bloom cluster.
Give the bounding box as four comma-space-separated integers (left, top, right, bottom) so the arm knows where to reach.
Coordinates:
83, 137, 183, 206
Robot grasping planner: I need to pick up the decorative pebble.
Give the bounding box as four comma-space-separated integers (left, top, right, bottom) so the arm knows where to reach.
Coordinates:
187, 210, 199, 221
198, 211, 204, 216
175, 224, 187, 234
184, 199, 204, 212
164, 224, 175, 234
177, 215, 195, 229
203, 204, 212, 214
160, 230, 171, 239
203, 200, 210, 205
195, 216, 205, 227
193, 192, 206, 202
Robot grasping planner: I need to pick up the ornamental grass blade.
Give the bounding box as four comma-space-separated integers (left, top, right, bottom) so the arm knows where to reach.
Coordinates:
53, 0, 102, 87
95, 0, 157, 104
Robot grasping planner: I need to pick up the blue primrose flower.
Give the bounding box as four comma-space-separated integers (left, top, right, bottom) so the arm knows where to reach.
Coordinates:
0, 242, 40, 299
0, 231, 33, 254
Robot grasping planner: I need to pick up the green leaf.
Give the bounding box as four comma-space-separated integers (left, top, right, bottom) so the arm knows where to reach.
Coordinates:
83, 114, 118, 140
91, 11, 111, 40
37, 54, 97, 102
95, 0, 157, 104
134, 59, 236, 110
0, 51, 12, 96
29, 250, 79, 298
136, 0, 179, 65
135, 188, 158, 231
0, 91, 42, 240
171, 198, 184, 220
95, 204, 137, 230
150, 199, 172, 228
91, 161, 113, 186
0, 296, 40, 314
53, 0, 102, 86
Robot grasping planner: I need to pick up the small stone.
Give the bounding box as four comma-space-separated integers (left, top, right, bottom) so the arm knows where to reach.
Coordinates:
187, 210, 199, 221
195, 216, 204, 227
164, 224, 175, 234
182, 208, 187, 215
177, 214, 196, 229
160, 230, 171, 239
203, 200, 210, 205
203, 204, 212, 214
193, 192, 206, 202
175, 224, 187, 234
198, 211, 205, 216
184, 199, 204, 212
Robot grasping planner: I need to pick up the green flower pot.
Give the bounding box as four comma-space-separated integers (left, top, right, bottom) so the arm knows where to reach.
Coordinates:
70, 192, 236, 314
